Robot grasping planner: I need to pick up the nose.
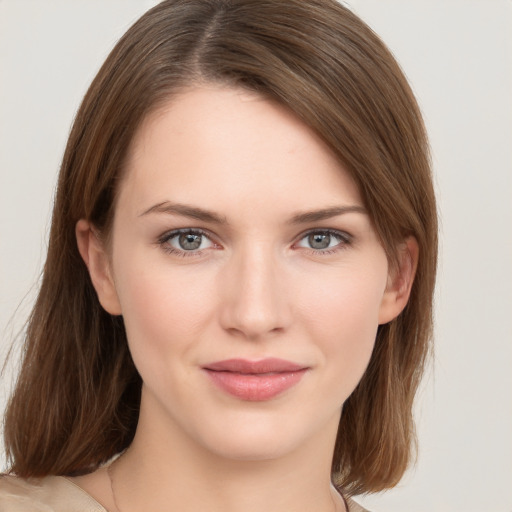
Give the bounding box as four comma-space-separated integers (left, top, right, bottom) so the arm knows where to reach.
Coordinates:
219, 244, 291, 340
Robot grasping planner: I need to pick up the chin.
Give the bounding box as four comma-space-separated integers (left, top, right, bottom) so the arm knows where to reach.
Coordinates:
187, 405, 339, 463
198, 428, 301, 462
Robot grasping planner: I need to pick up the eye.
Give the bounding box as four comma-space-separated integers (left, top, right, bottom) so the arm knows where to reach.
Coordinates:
159, 229, 214, 255
295, 230, 351, 252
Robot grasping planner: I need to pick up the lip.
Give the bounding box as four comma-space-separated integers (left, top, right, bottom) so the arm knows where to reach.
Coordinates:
202, 358, 309, 401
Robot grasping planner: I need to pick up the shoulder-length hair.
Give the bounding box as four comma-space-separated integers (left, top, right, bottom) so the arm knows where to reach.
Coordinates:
4, 0, 437, 495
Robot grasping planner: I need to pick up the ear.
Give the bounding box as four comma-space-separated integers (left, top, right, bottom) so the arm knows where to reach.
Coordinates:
378, 236, 419, 325
75, 219, 122, 315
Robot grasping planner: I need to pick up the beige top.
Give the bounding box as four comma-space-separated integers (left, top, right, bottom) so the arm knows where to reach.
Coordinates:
0, 474, 370, 512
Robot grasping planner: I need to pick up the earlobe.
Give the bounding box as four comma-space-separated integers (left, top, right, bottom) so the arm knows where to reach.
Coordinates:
75, 219, 122, 315
378, 237, 419, 325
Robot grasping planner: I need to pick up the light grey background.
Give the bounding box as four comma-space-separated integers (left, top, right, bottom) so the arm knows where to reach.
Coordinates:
1, 1, 511, 511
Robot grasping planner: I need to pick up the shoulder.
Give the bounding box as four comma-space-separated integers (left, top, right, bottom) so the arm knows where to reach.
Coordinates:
346, 496, 372, 512
0, 474, 371, 512
0, 474, 107, 512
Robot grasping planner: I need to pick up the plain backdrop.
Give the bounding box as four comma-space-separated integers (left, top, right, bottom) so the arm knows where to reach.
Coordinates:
1, 1, 511, 511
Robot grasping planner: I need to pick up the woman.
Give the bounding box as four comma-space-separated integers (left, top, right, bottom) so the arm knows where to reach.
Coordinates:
0, 1, 437, 511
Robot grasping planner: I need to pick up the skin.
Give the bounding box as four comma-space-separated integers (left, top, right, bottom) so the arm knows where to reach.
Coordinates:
74, 85, 417, 512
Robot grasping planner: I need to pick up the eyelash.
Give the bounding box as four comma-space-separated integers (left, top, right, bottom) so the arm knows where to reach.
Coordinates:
157, 228, 352, 258
297, 229, 352, 256
157, 228, 215, 258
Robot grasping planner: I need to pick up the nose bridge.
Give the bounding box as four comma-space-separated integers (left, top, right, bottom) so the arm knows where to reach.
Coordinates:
220, 239, 289, 339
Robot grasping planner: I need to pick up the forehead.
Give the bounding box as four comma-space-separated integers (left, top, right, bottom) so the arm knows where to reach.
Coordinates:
118, 85, 362, 218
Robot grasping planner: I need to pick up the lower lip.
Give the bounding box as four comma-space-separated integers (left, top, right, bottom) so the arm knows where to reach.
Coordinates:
204, 369, 308, 401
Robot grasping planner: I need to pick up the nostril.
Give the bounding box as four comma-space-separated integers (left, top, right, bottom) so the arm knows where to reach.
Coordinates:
217, 256, 292, 338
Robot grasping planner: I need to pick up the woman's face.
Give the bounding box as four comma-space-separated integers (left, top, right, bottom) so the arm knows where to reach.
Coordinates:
84, 86, 408, 461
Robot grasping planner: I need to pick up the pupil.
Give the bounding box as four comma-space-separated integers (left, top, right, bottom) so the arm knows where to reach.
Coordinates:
309, 233, 330, 249
179, 233, 202, 250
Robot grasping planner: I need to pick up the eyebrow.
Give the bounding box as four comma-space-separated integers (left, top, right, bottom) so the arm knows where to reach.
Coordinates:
288, 205, 367, 224
140, 201, 366, 225
140, 202, 228, 224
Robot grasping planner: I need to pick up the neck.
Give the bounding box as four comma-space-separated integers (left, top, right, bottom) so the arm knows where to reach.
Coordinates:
111, 389, 344, 512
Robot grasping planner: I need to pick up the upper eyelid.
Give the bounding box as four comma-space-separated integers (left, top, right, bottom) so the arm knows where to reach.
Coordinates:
157, 228, 216, 256
294, 228, 352, 242
157, 227, 352, 247
158, 227, 215, 242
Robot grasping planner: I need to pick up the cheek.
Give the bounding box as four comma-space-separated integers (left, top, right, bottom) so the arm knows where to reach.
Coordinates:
294, 262, 387, 392
112, 255, 216, 375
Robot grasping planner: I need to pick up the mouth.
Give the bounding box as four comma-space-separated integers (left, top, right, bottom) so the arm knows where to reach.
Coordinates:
202, 358, 309, 401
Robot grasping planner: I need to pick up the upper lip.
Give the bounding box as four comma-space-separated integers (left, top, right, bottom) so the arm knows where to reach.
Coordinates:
203, 358, 307, 374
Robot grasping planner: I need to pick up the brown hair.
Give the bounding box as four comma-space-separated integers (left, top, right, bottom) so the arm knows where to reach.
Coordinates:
3, 0, 437, 495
